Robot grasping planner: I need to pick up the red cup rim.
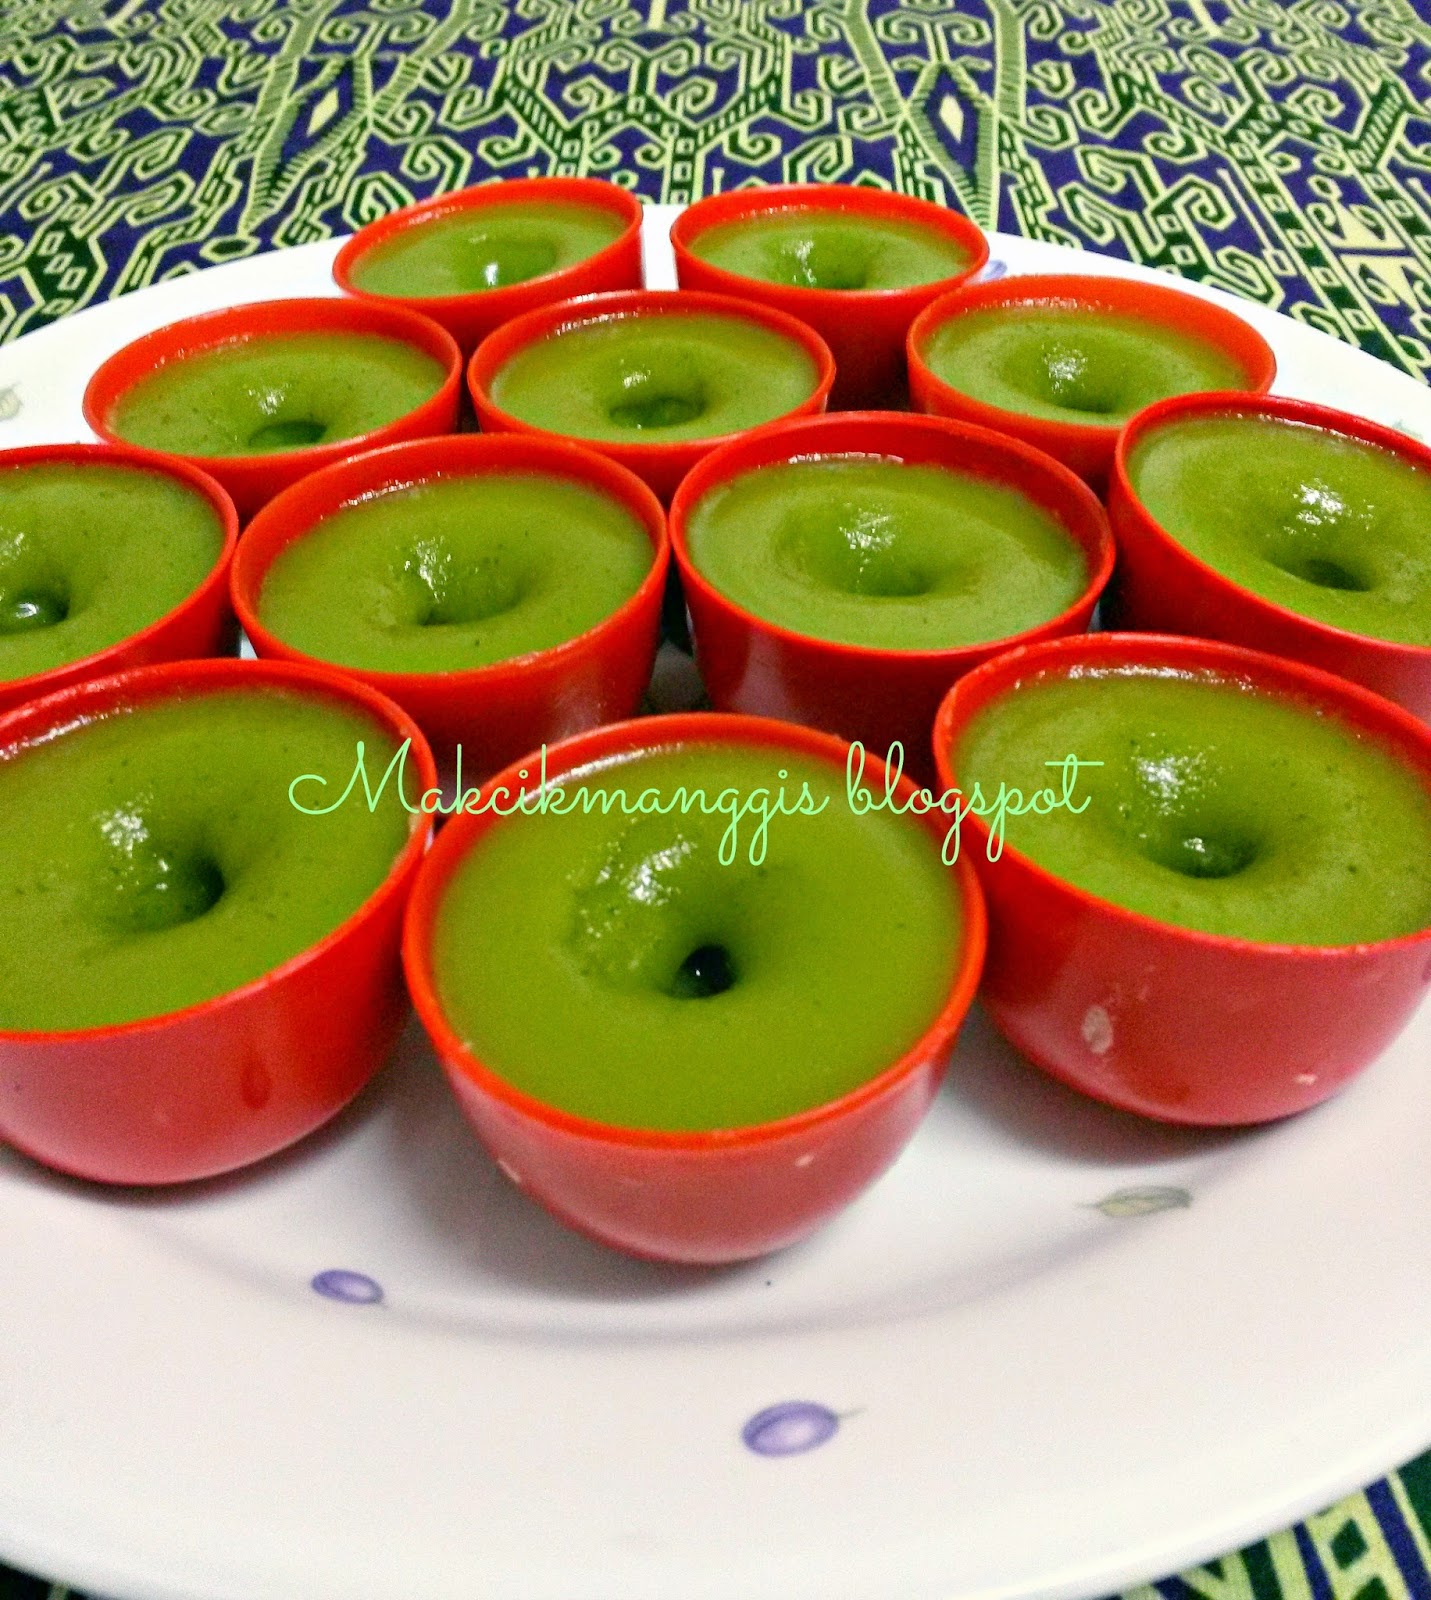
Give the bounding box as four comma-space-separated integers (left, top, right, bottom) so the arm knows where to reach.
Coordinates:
1111, 390, 1431, 665
907, 272, 1279, 450
0, 442, 239, 701
0, 656, 437, 1046
668, 182, 991, 304
667, 409, 1115, 667
231, 432, 670, 693
82, 296, 464, 472
466, 288, 837, 460
932, 629, 1431, 959
332, 176, 645, 314
402, 711, 987, 1152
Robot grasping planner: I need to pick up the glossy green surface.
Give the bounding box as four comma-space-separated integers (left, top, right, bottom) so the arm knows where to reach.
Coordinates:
954, 665, 1431, 945
111, 331, 447, 457
0, 461, 224, 683
432, 742, 964, 1129
685, 456, 1088, 650
487, 310, 820, 444
924, 304, 1243, 427
350, 198, 626, 298
1128, 414, 1431, 647
690, 206, 973, 289
0, 688, 413, 1030
257, 471, 652, 672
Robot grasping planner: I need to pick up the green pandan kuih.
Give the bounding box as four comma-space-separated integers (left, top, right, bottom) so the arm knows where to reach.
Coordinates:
924, 304, 1244, 427
1128, 412, 1431, 647
257, 470, 653, 673
0, 459, 223, 681
349, 197, 627, 298
430, 741, 967, 1130
488, 308, 820, 443
685, 454, 1089, 651
954, 663, 1431, 945
690, 205, 975, 291
111, 331, 447, 456
0, 688, 412, 1031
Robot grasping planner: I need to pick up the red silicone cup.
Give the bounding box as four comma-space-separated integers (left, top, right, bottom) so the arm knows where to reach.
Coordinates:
467, 288, 836, 503
402, 712, 988, 1264
1108, 391, 1431, 723
907, 273, 1277, 488
668, 411, 1114, 784
333, 176, 645, 355
83, 297, 464, 520
932, 632, 1431, 1126
0, 442, 239, 717
232, 433, 669, 776
670, 183, 988, 409
0, 657, 437, 1184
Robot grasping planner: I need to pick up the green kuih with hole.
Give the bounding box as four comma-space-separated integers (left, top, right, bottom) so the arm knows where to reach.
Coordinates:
429, 741, 966, 1131
255, 470, 653, 672
108, 331, 448, 456
487, 310, 820, 441
953, 665, 1431, 946
347, 197, 627, 299
683, 456, 1089, 650
923, 305, 1244, 427
687, 207, 976, 291
0, 459, 224, 680
0, 688, 412, 1032
1126, 413, 1431, 645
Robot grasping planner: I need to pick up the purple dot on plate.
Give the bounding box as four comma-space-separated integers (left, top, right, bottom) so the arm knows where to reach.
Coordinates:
977, 258, 1008, 282
311, 1269, 384, 1305
742, 1401, 840, 1457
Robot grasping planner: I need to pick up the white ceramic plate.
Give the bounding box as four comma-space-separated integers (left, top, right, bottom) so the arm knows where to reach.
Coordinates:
2, 207, 1429, 1600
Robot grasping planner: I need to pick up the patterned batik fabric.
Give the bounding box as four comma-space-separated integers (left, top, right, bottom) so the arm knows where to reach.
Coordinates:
0, 0, 1429, 373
